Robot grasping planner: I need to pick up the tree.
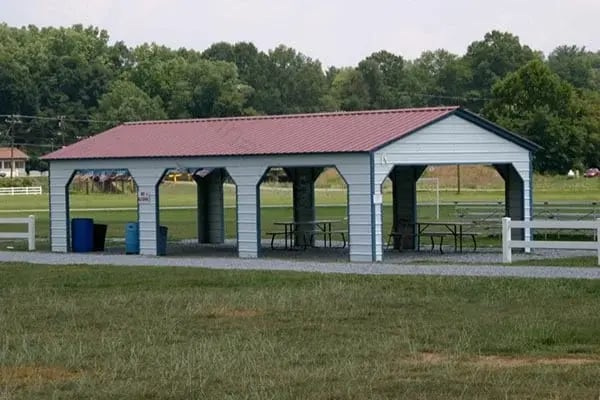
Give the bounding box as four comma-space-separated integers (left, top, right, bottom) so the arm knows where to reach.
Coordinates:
166, 59, 253, 118
0, 24, 120, 147
329, 68, 370, 111
128, 46, 253, 118
259, 45, 329, 114
576, 90, 600, 168
357, 50, 408, 108
203, 41, 269, 114
408, 49, 472, 106
465, 31, 539, 110
0, 25, 39, 115
485, 59, 585, 173
548, 45, 597, 89
93, 80, 167, 129
0, 52, 39, 115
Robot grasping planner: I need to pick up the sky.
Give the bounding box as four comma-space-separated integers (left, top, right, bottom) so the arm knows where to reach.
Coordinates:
2, 0, 600, 67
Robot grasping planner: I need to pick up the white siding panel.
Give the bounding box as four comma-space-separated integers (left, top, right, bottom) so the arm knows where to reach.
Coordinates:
227, 165, 266, 259
374, 115, 530, 167
49, 164, 74, 252
337, 154, 375, 262
129, 167, 165, 256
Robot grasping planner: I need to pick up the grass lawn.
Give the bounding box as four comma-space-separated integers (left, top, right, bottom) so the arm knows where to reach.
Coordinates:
1, 264, 600, 399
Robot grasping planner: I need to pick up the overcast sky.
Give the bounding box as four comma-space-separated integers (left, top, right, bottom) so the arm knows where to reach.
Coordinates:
2, 0, 600, 66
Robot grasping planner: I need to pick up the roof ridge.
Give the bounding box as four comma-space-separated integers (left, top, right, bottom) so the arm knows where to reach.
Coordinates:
124, 106, 460, 126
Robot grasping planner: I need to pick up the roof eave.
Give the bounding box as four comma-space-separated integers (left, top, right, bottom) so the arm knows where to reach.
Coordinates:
41, 149, 371, 162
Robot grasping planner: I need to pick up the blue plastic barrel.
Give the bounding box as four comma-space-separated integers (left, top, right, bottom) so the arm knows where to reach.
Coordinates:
125, 222, 139, 254
71, 218, 94, 253
157, 226, 168, 256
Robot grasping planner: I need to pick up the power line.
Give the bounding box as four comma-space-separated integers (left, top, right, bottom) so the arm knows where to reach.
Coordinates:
0, 143, 54, 149
395, 91, 491, 102
0, 114, 120, 124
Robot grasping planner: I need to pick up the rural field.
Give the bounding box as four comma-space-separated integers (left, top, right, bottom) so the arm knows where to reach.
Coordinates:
1, 264, 600, 399
0, 168, 599, 398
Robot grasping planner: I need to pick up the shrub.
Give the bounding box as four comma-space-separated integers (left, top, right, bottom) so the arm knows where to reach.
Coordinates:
0, 177, 35, 187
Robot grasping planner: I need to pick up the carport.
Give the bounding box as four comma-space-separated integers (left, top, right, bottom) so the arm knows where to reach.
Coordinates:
42, 106, 539, 262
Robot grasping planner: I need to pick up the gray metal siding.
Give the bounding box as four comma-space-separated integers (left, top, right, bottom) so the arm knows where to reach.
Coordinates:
208, 170, 225, 243
337, 155, 374, 262
48, 165, 74, 252
227, 164, 265, 258
129, 166, 166, 256
374, 115, 530, 166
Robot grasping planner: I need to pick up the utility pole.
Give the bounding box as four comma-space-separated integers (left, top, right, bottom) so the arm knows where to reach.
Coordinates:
5, 116, 22, 179
57, 115, 66, 146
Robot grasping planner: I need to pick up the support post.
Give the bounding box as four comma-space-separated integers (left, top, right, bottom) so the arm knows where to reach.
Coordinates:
502, 217, 512, 263
288, 167, 321, 247
129, 167, 165, 256
597, 218, 600, 266
227, 165, 265, 258
337, 158, 378, 262
494, 163, 530, 252
390, 165, 426, 250
194, 169, 225, 244
28, 215, 35, 251
48, 166, 74, 253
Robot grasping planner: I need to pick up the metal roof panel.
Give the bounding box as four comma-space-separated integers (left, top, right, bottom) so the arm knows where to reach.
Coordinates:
42, 107, 462, 160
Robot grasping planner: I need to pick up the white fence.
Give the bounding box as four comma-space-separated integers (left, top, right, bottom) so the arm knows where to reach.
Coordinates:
0, 215, 36, 250
0, 186, 43, 196
502, 217, 600, 265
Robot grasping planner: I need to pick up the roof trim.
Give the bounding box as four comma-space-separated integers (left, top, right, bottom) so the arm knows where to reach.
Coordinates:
121, 106, 459, 126
43, 150, 370, 162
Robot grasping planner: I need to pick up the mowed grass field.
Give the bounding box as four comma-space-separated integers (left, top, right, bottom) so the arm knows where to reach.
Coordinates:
0, 169, 599, 398
1, 264, 600, 399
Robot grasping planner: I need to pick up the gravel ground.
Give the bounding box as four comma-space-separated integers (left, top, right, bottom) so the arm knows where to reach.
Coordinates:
0, 243, 599, 280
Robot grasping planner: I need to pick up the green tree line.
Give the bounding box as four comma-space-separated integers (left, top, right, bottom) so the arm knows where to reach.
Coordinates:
0, 24, 599, 173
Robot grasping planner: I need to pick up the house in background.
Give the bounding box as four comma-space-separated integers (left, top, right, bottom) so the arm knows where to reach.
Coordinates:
0, 147, 28, 177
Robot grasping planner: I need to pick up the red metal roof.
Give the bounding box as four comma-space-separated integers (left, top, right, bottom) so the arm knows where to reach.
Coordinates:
0, 147, 28, 159
42, 107, 460, 160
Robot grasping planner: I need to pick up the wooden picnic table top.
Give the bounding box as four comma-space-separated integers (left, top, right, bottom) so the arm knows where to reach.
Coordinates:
274, 219, 344, 226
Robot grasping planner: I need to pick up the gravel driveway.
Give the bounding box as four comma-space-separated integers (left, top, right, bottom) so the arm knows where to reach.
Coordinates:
1, 248, 599, 280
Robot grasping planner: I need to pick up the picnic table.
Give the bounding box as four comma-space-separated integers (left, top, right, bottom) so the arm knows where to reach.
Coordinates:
268, 219, 347, 250
388, 220, 479, 253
